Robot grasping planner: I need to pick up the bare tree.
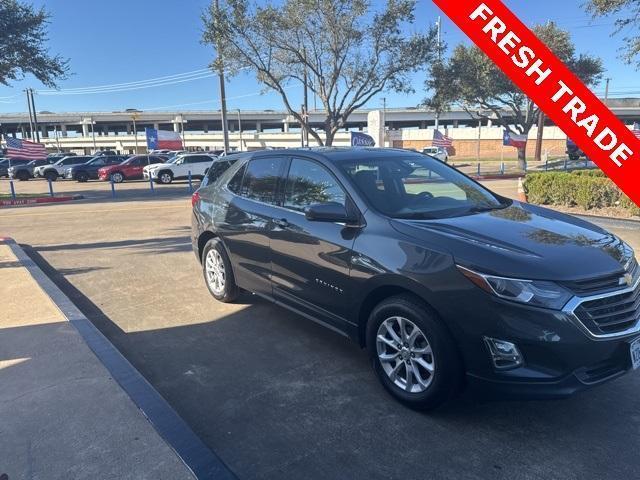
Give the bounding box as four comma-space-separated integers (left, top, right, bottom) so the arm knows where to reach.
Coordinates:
203, 0, 437, 146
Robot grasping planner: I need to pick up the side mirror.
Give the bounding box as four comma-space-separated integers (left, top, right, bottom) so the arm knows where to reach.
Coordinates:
305, 202, 357, 224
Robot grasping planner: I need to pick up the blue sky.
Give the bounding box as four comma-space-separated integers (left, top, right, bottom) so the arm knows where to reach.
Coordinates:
0, 0, 634, 114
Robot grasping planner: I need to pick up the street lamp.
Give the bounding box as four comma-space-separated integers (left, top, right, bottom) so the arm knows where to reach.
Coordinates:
237, 109, 243, 151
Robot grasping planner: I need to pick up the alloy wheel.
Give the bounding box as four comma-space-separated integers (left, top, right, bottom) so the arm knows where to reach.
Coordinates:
205, 248, 226, 295
160, 172, 172, 184
376, 316, 435, 393
111, 172, 123, 183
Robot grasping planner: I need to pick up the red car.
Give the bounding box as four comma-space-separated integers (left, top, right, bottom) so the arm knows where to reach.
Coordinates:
98, 155, 165, 183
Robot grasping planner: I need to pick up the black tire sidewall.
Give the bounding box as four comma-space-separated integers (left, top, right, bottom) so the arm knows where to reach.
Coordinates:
159, 171, 173, 184
366, 296, 462, 410
111, 172, 124, 183
45, 171, 57, 181
202, 238, 239, 303
78, 172, 88, 182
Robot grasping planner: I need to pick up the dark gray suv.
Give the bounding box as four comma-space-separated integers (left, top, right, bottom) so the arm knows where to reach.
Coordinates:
191, 148, 639, 409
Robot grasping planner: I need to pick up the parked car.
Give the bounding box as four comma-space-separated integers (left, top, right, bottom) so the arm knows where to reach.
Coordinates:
422, 146, 449, 162
8, 158, 58, 181
97, 154, 165, 183
143, 153, 216, 184
0, 158, 32, 177
34, 155, 95, 181
65, 155, 128, 182
192, 148, 639, 410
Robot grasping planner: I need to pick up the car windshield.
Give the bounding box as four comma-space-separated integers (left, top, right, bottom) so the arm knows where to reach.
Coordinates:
337, 154, 509, 220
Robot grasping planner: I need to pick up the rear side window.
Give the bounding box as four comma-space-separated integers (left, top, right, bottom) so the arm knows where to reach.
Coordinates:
205, 159, 236, 186
227, 164, 246, 194
240, 157, 286, 205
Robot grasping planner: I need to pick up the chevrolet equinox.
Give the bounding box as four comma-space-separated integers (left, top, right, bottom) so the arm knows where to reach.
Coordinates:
192, 148, 639, 409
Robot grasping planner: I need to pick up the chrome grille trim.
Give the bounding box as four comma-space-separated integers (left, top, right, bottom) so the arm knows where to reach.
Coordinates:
563, 272, 640, 340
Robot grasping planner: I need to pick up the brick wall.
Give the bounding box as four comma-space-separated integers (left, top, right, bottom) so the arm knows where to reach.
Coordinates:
392, 138, 567, 159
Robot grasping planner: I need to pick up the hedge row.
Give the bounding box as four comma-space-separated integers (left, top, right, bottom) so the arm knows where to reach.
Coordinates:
524, 170, 640, 215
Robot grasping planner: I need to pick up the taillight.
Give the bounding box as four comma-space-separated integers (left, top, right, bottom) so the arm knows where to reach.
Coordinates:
191, 190, 200, 207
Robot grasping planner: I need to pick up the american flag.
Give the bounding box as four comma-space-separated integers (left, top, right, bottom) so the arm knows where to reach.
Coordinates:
5, 137, 47, 160
633, 122, 640, 139
432, 129, 453, 148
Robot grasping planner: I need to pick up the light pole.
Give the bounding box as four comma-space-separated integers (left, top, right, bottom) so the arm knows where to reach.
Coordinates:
237, 109, 243, 151
90, 117, 97, 153
131, 112, 139, 154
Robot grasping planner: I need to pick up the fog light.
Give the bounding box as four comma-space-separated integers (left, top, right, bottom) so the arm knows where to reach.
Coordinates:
483, 337, 523, 370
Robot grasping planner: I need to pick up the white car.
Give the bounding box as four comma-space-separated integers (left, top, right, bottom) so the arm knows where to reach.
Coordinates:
422, 147, 449, 163
143, 153, 216, 184
34, 155, 95, 181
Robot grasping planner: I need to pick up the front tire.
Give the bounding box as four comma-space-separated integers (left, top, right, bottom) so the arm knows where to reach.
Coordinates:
110, 172, 124, 183
366, 295, 463, 410
44, 170, 58, 182
158, 171, 173, 184
202, 238, 239, 302
17, 171, 29, 181
77, 171, 89, 182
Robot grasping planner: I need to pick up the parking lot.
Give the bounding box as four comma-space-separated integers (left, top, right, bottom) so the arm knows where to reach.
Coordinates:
1, 177, 639, 480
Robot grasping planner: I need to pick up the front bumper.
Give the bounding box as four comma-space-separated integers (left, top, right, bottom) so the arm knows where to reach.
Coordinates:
433, 277, 640, 400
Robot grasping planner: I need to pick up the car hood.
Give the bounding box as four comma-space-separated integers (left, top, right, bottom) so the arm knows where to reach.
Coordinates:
390, 201, 629, 281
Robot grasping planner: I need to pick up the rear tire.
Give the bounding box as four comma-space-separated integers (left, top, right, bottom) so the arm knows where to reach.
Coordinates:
366, 294, 463, 411
44, 170, 57, 182
202, 238, 239, 303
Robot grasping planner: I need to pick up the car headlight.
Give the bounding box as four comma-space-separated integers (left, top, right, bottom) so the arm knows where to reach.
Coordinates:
458, 266, 573, 310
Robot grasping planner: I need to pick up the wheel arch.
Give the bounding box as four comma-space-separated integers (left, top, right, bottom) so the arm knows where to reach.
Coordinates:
355, 276, 436, 348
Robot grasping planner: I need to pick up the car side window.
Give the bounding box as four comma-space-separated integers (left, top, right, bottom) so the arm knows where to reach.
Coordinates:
284, 158, 346, 212
62, 158, 77, 165
196, 155, 213, 163
241, 157, 286, 205
206, 159, 236, 185
227, 163, 246, 194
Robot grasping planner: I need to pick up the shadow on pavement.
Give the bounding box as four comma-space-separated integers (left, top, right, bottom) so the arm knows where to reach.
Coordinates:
22, 245, 640, 480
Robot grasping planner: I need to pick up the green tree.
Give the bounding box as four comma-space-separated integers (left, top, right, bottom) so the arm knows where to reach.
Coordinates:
587, 0, 640, 67
425, 22, 603, 169
0, 0, 68, 87
203, 0, 437, 146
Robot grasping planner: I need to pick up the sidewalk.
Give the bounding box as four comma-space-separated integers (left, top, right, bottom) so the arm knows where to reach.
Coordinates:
0, 240, 216, 479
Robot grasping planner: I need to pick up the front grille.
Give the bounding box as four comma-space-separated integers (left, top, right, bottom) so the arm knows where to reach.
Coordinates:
574, 281, 640, 335
562, 257, 638, 295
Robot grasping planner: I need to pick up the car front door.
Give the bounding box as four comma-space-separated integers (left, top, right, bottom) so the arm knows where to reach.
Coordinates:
215, 156, 288, 297
269, 157, 358, 330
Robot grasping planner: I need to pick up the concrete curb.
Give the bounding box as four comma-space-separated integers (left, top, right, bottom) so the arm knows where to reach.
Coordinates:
0, 194, 84, 207
4, 238, 236, 480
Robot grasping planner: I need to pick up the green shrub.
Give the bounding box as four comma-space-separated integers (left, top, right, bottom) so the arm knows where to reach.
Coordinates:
524, 171, 639, 215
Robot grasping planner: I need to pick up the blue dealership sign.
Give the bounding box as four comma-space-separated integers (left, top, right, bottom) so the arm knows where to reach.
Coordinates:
351, 131, 376, 147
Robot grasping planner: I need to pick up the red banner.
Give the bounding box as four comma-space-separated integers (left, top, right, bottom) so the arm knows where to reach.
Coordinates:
433, 0, 640, 206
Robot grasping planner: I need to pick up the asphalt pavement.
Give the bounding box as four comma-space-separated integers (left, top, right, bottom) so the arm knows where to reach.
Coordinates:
0, 178, 639, 480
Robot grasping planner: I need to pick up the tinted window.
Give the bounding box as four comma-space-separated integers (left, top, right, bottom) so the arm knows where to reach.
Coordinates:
240, 157, 285, 205
149, 156, 164, 165
284, 159, 346, 212
206, 159, 236, 185
227, 163, 246, 194
194, 155, 213, 163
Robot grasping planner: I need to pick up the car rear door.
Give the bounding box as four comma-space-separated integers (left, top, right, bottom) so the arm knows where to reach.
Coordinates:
269, 156, 357, 328
215, 155, 288, 297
